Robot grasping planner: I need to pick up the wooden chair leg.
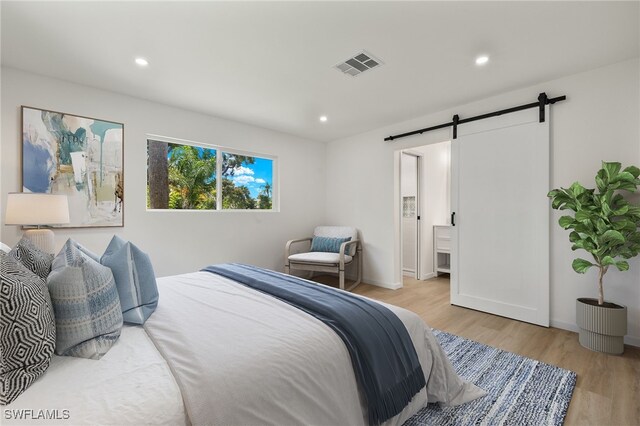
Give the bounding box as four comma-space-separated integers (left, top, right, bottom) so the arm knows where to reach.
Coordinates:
339, 270, 345, 290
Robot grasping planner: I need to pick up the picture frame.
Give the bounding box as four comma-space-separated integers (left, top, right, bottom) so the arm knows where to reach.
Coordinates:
21, 106, 124, 228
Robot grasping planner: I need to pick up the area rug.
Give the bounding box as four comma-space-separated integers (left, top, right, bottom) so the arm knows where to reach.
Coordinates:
404, 330, 577, 426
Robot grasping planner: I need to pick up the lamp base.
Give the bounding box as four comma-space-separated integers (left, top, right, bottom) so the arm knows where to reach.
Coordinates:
23, 228, 56, 254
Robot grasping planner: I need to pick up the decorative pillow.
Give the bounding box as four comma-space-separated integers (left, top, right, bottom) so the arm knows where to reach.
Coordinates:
8, 237, 54, 281
310, 236, 352, 254
70, 240, 101, 263
101, 235, 159, 325
0, 251, 56, 405
48, 239, 123, 359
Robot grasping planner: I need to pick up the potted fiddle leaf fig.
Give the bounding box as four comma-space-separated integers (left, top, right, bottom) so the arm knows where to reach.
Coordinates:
548, 161, 640, 355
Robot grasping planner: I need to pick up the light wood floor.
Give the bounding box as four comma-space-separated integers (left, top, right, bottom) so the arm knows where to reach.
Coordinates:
315, 274, 640, 426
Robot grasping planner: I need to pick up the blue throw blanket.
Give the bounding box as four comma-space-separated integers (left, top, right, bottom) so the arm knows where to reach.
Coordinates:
202, 263, 426, 425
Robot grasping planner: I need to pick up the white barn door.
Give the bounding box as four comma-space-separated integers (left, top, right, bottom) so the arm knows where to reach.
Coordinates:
451, 108, 550, 326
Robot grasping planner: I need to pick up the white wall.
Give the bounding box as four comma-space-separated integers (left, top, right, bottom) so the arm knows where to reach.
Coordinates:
1, 67, 327, 276
325, 58, 640, 345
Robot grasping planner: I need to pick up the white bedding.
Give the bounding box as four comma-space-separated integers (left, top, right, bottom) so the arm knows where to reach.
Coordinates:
2, 270, 483, 426
144, 272, 484, 426
2, 326, 187, 426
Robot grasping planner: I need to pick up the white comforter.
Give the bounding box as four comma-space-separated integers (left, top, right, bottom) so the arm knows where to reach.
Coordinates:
144, 271, 484, 426
2, 326, 187, 426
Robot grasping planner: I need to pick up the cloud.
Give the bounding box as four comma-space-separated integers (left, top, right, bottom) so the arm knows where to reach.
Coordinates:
232, 175, 255, 185
233, 166, 254, 176
255, 178, 266, 184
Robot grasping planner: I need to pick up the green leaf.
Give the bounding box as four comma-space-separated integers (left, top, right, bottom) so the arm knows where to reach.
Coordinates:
548, 189, 573, 210
569, 182, 586, 197
611, 197, 628, 211
572, 258, 595, 274
601, 201, 612, 217
616, 181, 638, 192
615, 261, 629, 271
558, 216, 575, 229
574, 222, 593, 234
595, 170, 608, 192
600, 229, 625, 245
612, 220, 630, 231
569, 231, 581, 243
623, 165, 640, 178
572, 239, 596, 253
612, 171, 636, 183
575, 211, 593, 223
557, 201, 577, 211
602, 162, 622, 180
601, 256, 615, 266
612, 205, 629, 216
595, 219, 608, 234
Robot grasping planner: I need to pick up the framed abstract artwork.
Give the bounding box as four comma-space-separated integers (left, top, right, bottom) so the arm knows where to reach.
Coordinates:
21, 106, 124, 228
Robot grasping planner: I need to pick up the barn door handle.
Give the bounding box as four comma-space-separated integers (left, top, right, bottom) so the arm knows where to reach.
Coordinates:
451, 212, 456, 226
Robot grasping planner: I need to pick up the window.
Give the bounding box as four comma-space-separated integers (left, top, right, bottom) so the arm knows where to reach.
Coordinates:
221, 152, 273, 210
147, 139, 275, 211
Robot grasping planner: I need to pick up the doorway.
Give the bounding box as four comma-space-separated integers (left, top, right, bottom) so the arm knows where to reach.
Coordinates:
394, 107, 550, 327
400, 152, 420, 279
398, 141, 451, 283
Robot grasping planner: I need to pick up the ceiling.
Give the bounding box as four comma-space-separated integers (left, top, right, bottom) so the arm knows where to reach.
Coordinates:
2, 1, 638, 142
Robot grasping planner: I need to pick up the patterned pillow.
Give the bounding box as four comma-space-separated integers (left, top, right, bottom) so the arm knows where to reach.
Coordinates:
0, 251, 56, 405
8, 237, 54, 281
101, 235, 159, 325
310, 236, 352, 254
71, 240, 101, 263
48, 239, 123, 359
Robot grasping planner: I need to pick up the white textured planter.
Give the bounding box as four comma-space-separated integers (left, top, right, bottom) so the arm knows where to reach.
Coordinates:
576, 298, 627, 355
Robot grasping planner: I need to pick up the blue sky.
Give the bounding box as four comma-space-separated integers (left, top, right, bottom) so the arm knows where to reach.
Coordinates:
230, 157, 273, 198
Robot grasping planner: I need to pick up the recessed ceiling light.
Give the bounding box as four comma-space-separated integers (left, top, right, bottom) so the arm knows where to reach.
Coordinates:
475, 55, 489, 66
135, 57, 149, 67
319, 116, 328, 122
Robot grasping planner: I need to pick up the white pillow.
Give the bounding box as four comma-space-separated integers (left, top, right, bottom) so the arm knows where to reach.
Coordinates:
0, 242, 11, 253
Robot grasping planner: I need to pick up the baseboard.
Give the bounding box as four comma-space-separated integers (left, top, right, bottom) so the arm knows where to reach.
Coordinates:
551, 319, 640, 348
625, 335, 640, 347
364, 277, 402, 290
549, 319, 579, 333
402, 271, 435, 280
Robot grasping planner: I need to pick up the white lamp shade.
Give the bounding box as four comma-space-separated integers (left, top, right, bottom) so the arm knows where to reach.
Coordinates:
5, 193, 70, 226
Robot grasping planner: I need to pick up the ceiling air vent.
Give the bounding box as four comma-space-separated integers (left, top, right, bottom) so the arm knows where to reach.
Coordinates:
335, 51, 383, 77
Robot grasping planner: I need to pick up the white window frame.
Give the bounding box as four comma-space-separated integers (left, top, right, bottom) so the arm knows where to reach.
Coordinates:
146, 134, 279, 212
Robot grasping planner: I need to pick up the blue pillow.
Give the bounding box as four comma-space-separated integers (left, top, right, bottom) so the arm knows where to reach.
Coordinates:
101, 236, 159, 325
310, 236, 352, 254
48, 239, 123, 359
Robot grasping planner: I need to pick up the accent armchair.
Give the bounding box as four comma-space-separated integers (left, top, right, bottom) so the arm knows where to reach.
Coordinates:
285, 226, 362, 291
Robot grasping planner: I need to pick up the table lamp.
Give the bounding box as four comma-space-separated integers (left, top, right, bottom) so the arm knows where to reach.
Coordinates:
5, 193, 70, 254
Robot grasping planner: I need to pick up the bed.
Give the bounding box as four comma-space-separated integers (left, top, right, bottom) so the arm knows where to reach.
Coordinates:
3, 269, 483, 426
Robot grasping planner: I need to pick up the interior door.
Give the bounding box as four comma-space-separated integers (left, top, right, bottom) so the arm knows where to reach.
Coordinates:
451, 109, 550, 326
401, 153, 419, 278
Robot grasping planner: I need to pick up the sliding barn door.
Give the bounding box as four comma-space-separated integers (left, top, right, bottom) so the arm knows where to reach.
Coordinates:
451, 109, 549, 326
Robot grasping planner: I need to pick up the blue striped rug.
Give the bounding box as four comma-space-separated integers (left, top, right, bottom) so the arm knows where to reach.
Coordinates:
404, 330, 577, 426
